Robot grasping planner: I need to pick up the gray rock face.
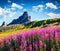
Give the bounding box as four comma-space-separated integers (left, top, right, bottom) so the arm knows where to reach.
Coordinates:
9, 11, 31, 25
1, 21, 6, 26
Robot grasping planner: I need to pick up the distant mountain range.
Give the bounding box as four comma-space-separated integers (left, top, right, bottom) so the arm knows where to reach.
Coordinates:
9, 11, 31, 24
0, 18, 60, 32
1, 11, 60, 29
1, 11, 31, 26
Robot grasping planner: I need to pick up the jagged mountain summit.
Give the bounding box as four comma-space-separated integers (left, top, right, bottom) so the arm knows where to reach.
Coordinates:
9, 11, 31, 25
1, 21, 7, 26
1, 11, 31, 26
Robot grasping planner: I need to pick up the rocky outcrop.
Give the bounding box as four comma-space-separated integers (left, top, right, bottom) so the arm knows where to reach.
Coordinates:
9, 11, 31, 25
1, 21, 7, 26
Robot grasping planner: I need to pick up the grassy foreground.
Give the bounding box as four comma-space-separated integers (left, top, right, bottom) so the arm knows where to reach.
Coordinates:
0, 18, 60, 51
0, 26, 60, 51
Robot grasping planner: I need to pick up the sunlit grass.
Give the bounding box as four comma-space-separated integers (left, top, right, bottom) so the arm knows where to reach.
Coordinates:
0, 25, 60, 39
0, 25, 60, 51
0, 28, 30, 38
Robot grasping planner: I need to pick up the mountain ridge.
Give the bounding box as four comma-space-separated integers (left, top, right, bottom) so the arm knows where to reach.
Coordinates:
9, 11, 31, 25
1, 11, 31, 26
0, 18, 60, 33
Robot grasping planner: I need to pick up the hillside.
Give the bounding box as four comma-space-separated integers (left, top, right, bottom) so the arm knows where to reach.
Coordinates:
9, 11, 31, 25
0, 18, 60, 33
25, 18, 60, 28
0, 24, 60, 51
0, 19, 60, 50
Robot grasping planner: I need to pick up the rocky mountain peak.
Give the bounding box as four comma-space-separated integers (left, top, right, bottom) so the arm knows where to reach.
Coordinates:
1, 21, 7, 26
9, 11, 31, 25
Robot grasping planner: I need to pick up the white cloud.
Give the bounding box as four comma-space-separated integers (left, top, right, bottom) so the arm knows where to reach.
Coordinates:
38, 5, 44, 8
0, 3, 24, 19
11, 7, 16, 10
12, 3, 23, 10
8, 0, 11, 3
47, 13, 60, 18
0, 7, 5, 18
0, 7, 8, 21
4, 8, 11, 14
32, 5, 44, 12
0, 7, 16, 18
0, 3, 24, 18
9, 12, 16, 17
0, 7, 3, 15
23, 9, 27, 11
46, 3, 58, 9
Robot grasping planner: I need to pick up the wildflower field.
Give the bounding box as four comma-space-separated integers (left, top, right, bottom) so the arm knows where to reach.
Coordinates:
0, 26, 60, 51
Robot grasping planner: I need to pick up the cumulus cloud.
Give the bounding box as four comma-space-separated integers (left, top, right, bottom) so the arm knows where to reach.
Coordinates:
8, 0, 11, 3
11, 7, 16, 10
0, 2, 24, 18
0, 7, 16, 19
32, 5, 44, 12
23, 9, 27, 11
12, 3, 23, 10
47, 13, 60, 18
0, 7, 3, 15
46, 3, 58, 9
0, 7, 8, 21
9, 12, 16, 17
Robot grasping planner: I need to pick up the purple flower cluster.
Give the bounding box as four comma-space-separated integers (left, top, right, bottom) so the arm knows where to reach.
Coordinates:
0, 27, 60, 51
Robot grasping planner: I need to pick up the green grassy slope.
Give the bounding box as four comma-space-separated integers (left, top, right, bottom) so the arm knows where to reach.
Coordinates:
0, 18, 60, 33
25, 18, 60, 28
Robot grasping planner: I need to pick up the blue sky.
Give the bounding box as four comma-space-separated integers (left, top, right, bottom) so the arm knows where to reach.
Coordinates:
0, 0, 60, 26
